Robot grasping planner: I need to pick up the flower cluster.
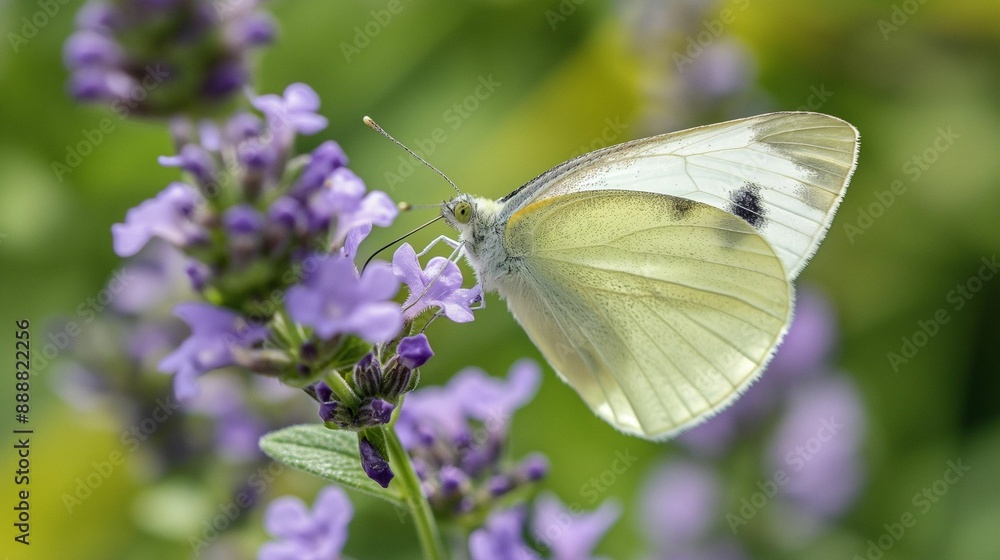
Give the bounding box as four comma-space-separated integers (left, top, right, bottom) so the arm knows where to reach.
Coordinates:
638, 290, 867, 557
470, 496, 620, 560
396, 360, 548, 517
107, 83, 413, 407
64, 0, 275, 116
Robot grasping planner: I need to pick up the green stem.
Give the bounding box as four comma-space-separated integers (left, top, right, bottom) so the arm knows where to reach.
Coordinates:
322, 370, 360, 408
383, 425, 446, 560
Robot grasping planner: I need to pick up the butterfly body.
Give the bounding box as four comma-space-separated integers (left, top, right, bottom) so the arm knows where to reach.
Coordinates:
440, 112, 859, 440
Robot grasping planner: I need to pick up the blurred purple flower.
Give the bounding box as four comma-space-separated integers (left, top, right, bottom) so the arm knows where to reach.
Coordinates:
765, 289, 837, 383
64, 0, 274, 114
158, 144, 216, 187
767, 374, 866, 519
251, 83, 328, 137
533, 493, 620, 560
639, 460, 719, 551
112, 241, 194, 314
188, 374, 268, 462
158, 302, 268, 400
258, 486, 352, 560
224, 204, 266, 235
470, 507, 540, 560
112, 183, 206, 257
285, 253, 402, 342
393, 243, 482, 323
682, 40, 754, 99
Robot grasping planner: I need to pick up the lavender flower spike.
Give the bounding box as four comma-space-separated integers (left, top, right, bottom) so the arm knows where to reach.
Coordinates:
159, 302, 267, 400
393, 243, 481, 323
258, 486, 352, 560
112, 182, 206, 257
285, 253, 402, 343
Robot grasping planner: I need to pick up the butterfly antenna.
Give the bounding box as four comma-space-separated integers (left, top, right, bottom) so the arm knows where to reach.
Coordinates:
364, 116, 462, 195
361, 215, 444, 273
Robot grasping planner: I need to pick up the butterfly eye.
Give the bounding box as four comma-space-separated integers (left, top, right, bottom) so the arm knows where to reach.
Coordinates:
454, 201, 472, 224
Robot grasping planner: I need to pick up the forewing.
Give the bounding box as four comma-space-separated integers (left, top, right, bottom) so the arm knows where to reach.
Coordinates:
503, 112, 859, 280
502, 190, 792, 439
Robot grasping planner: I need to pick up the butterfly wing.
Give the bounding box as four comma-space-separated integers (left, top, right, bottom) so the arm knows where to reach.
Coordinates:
502, 112, 859, 280
501, 189, 791, 439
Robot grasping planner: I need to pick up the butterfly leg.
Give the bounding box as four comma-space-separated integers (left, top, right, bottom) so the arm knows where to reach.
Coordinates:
415, 235, 462, 258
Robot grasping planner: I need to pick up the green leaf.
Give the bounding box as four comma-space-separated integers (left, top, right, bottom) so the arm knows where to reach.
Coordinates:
259, 425, 405, 506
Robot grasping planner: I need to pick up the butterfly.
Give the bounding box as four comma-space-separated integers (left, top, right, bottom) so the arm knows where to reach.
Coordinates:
433, 111, 859, 440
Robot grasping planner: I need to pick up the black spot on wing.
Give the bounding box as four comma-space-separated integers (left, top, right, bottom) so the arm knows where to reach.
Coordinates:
667, 196, 697, 220
729, 183, 767, 228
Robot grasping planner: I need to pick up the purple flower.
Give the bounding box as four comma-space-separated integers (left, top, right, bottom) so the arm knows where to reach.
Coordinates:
111, 240, 194, 314
64, 0, 274, 114
639, 460, 719, 551
112, 183, 207, 257
157, 144, 217, 187
251, 83, 328, 136
188, 374, 267, 462
290, 141, 349, 198
397, 334, 433, 369
767, 373, 866, 519
533, 494, 620, 560
258, 485, 352, 560
397, 360, 543, 515
285, 253, 402, 343
397, 359, 540, 449
158, 302, 268, 400
393, 243, 481, 323
63, 30, 123, 66
308, 167, 397, 247
470, 507, 540, 560
224, 204, 265, 235
359, 437, 394, 488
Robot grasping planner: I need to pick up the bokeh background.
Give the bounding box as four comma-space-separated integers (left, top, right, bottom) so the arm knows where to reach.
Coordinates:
2, 0, 999, 558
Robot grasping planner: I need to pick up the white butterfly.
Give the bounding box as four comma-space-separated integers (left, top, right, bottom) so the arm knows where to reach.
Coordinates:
438, 111, 859, 440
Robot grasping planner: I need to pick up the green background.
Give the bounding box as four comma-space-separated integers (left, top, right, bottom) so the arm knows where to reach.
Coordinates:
1, 0, 999, 558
